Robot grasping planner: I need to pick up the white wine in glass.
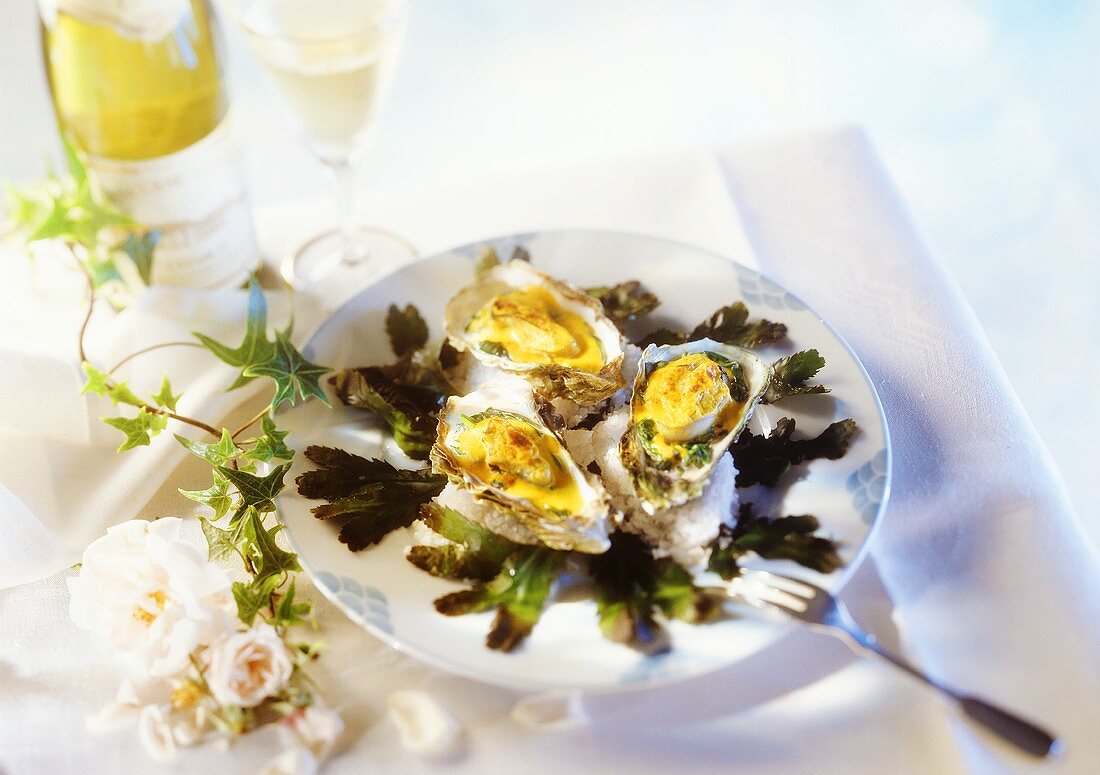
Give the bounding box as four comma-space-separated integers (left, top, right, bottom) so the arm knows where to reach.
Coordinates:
227, 0, 413, 284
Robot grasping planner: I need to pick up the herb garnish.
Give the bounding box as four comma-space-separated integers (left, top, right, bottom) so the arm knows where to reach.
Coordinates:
708, 503, 842, 579
765, 349, 829, 402
585, 280, 661, 324
590, 533, 724, 651
731, 417, 857, 487
329, 303, 448, 460
295, 445, 446, 551
638, 300, 787, 349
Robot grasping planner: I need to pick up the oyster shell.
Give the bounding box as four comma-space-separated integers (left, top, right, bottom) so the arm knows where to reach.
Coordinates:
430, 376, 612, 553
443, 260, 625, 404
619, 338, 769, 513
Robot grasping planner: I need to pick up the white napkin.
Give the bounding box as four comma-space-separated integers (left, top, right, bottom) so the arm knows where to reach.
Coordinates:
716, 127, 1100, 772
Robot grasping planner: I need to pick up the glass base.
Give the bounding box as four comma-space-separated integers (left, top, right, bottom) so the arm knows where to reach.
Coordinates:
280, 225, 418, 287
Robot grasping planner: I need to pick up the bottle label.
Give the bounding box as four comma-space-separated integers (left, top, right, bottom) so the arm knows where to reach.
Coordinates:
86, 116, 260, 288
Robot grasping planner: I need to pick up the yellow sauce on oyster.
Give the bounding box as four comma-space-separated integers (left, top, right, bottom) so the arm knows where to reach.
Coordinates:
633, 353, 743, 459
465, 285, 603, 373
453, 412, 584, 516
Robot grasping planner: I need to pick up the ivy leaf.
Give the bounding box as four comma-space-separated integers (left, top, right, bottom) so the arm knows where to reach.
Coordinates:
243, 329, 331, 411
233, 575, 282, 626
406, 503, 518, 581
765, 349, 829, 402
80, 362, 143, 408
585, 281, 660, 324
175, 428, 243, 467
150, 376, 181, 412
102, 408, 167, 452
385, 304, 429, 359
708, 503, 842, 580
329, 366, 443, 460
295, 446, 446, 551
218, 462, 292, 514
434, 547, 563, 652
193, 278, 276, 389
199, 515, 239, 563
730, 417, 858, 487
181, 469, 233, 520
17, 139, 133, 247
243, 415, 294, 463
116, 230, 159, 285
589, 533, 722, 651
274, 578, 311, 627
242, 508, 301, 584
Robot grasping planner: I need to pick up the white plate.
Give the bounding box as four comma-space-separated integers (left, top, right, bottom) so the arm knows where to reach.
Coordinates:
276, 230, 891, 693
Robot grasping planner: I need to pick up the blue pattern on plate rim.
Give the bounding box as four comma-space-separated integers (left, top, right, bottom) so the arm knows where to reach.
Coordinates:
847, 449, 888, 525
314, 571, 394, 635
734, 264, 808, 312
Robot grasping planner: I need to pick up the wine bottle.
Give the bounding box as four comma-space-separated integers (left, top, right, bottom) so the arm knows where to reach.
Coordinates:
40, 0, 259, 287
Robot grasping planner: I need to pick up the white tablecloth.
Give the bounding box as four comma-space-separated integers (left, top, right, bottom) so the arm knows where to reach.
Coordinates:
2, 127, 1097, 774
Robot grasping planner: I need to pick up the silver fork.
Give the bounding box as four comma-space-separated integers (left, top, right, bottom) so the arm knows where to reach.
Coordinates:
725, 570, 1062, 758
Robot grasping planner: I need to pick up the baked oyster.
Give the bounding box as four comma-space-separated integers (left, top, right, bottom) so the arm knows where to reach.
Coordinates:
443, 260, 625, 404
620, 339, 769, 513
430, 377, 612, 553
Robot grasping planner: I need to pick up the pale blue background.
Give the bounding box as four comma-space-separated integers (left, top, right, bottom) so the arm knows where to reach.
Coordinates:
2, 0, 1097, 546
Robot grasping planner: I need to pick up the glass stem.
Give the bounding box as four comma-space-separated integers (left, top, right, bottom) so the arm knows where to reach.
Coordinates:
325, 159, 366, 265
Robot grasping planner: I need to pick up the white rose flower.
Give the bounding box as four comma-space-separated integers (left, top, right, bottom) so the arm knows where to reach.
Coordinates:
280, 702, 344, 760
206, 623, 293, 708
260, 746, 318, 775
68, 518, 235, 678
137, 704, 177, 762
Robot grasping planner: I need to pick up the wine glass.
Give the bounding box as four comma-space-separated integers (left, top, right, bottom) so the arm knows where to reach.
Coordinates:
224, 0, 415, 285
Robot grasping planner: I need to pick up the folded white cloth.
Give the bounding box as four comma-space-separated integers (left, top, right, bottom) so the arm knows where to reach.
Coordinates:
1, 127, 1096, 774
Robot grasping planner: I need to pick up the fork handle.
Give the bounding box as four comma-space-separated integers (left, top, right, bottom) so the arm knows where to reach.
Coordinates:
837, 624, 1061, 757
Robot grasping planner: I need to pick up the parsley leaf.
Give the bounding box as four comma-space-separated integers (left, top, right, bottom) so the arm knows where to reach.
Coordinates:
474, 244, 530, 278
193, 278, 276, 390
330, 366, 443, 461
385, 303, 430, 359
730, 417, 857, 487
295, 446, 446, 551
689, 301, 788, 348
478, 341, 510, 359
434, 547, 563, 652
407, 503, 518, 581
708, 503, 842, 579
585, 280, 660, 324
102, 408, 167, 452
636, 301, 786, 349
243, 329, 331, 411
589, 533, 723, 651
766, 349, 829, 402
